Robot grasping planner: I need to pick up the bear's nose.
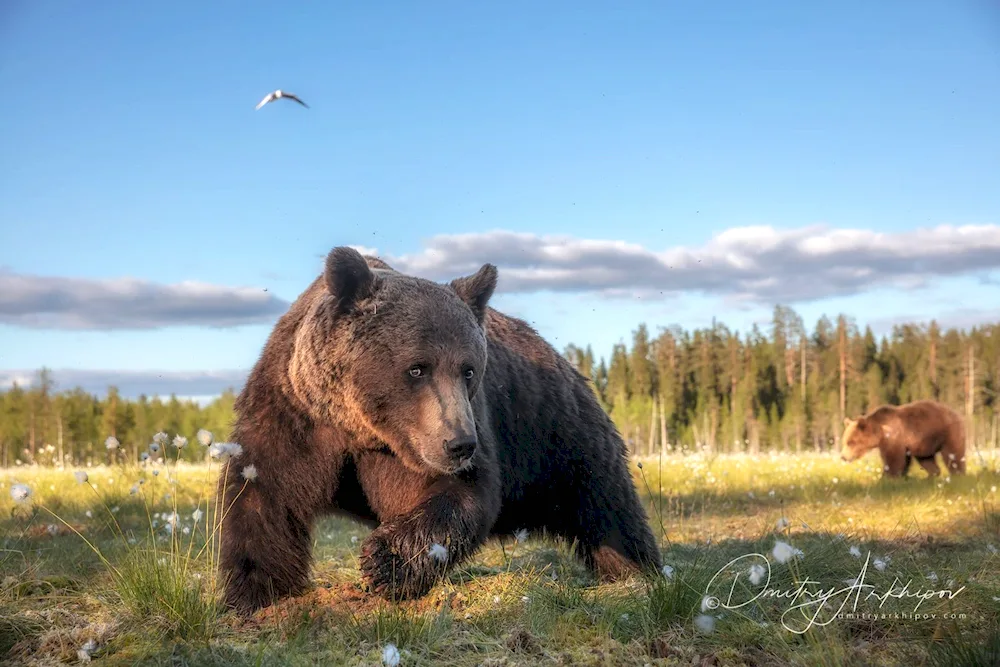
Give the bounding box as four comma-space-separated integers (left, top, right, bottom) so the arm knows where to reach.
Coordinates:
445, 436, 477, 462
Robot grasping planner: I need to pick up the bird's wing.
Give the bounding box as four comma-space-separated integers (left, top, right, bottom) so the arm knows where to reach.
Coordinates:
285, 93, 309, 108
255, 92, 276, 110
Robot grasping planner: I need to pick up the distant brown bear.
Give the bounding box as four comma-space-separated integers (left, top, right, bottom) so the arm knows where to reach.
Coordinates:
840, 399, 966, 477
217, 246, 661, 615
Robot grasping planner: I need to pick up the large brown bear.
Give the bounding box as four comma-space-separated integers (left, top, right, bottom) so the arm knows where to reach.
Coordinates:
217, 246, 661, 615
839, 399, 966, 477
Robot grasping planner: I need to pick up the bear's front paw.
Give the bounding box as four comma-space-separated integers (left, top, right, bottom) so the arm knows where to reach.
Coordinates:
359, 525, 445, 601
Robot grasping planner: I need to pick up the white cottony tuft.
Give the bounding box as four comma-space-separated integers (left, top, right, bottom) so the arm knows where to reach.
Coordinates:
105, 436, 119, 450
382, 643, 400, 666
748, 563, 766, 585
196, 429, 213, 446
140, 452, 150, 462
772, 540, 803, 564
153, 431, 168, 445
173, 435, 188, 449
74, 471, 89, 484
10, 483, 30, 503
776, 517, 790, 530
513, 528, 529, 543
694, 614, 716, 634
192, 508, 204, 522
927, 571, 939, 583
428, 543, 448, 562
209, 442, 243, 461
241, 465, 258, 482
149, 442, 161, 453
849, 546, 862, 558
77, 638, 98, 663
873, 557, 888, 572
661, 564, 674, 580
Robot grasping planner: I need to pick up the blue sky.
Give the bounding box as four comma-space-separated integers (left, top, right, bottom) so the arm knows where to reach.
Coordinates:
1, 1, 999, 398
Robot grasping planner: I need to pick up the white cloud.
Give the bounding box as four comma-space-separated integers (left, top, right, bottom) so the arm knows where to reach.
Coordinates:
0, 369, 248, 399
375, 224, 1000, 303
0, 271, 290, 330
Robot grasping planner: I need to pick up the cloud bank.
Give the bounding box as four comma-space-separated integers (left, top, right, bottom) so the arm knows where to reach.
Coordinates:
0, 368, 249, 399
0, 271, 290, 330
373, 224, 1000, 303
3, 224, 998, 333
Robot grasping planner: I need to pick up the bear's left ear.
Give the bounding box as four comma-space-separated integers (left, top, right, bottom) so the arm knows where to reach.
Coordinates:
450, 263, 498, 324
325, 246, 376, 315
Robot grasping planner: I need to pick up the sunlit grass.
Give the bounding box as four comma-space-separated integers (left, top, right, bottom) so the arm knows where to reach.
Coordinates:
2, 446, 998, 665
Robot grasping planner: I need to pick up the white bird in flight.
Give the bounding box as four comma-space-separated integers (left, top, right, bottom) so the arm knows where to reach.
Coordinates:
255, 89, 309, 110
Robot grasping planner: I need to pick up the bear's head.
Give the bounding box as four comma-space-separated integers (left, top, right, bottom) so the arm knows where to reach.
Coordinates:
839, 416, 889, 462
289, 246, 498, 475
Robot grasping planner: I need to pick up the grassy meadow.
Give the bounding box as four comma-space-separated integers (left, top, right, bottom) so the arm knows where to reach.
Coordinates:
2, 445, 999, 666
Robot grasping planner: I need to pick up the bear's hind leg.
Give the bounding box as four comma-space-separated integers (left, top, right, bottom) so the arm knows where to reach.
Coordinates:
568, 466, 662, 582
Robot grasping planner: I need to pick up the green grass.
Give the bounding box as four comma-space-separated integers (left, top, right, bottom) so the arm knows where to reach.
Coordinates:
2, 447, 999, 666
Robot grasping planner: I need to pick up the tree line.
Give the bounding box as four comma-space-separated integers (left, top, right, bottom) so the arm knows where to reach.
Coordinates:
1, 306, 998, 467
0, 373, 236, 467
564, 306, 999, 456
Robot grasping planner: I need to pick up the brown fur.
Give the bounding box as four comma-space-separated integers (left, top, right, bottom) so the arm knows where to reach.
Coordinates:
217, 246, 661, 615
840, 399, 966, 477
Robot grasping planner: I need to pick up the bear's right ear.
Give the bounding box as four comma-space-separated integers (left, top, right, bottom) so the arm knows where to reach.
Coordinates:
325, 246, 376, 315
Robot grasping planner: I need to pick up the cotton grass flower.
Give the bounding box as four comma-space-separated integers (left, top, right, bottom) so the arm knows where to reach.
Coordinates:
513, 528, 529, 543
748, 563, 766, 586
776, 517, 789, 530
241, 465, 258, 482
74, 471, 88, 484
105, 436, 119, 450
694, 614, 716, 634
772, 540, 803, 564
173, 435, 187, 449
382, 643, 400, 666
77, 639, 98, 663
209, 442, 243, 461
196, 429, 213, 447
661, 564, 674, 580
153, 431, 168, 445
849, 546, 862, 558
428, 543, 448, 562
191, 508, 204, 522
10, 483, 30, 503
149, 442, 161, 454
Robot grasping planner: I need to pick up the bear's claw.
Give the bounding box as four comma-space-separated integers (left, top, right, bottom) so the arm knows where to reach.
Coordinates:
359, 525, 442, 601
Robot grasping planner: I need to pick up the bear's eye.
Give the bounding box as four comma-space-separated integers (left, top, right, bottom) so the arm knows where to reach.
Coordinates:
464, 368, 475, 380
408, 366, 424, 378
